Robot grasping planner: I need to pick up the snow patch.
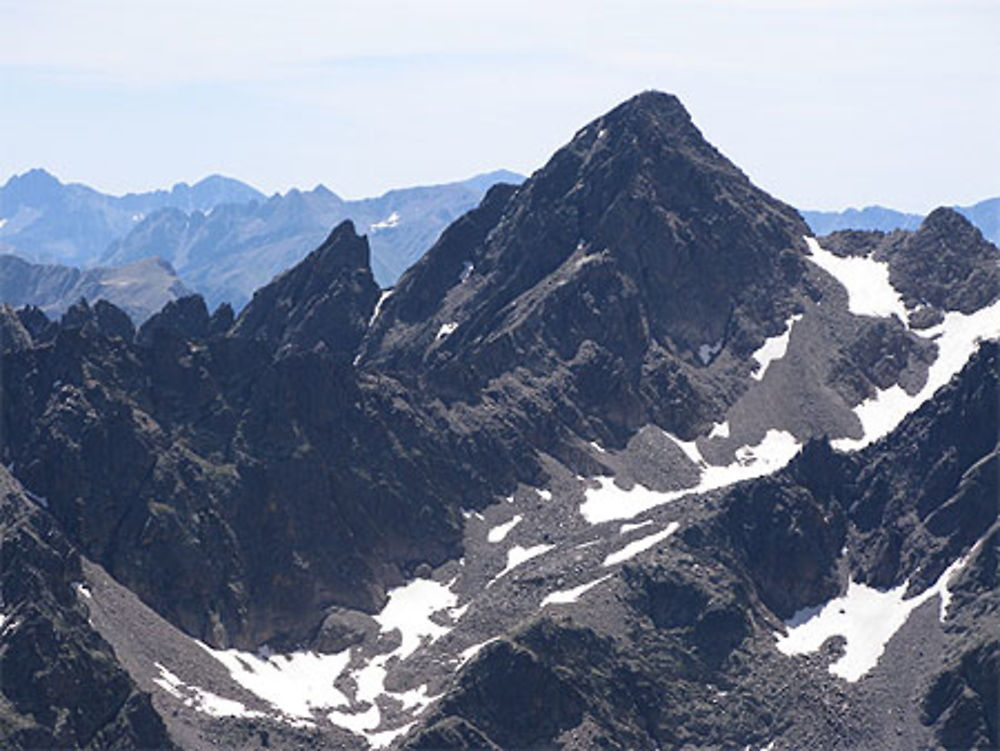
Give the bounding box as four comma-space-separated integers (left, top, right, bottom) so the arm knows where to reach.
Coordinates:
751, 314, 802, 380
369, 212, 400, 232
603, 522, 679, 566
435, 321, 458, 340
490, 544, 555, 584
458, 637, 498, 667
589, 440, 607, 453
708, 421, 730, 439
804, 236, 907, 319
832, 297, 1000, 450
487, 514, 522, 543
619, 519, 654, 535
581, 430, 801, 523
775, 547, 976, 681
374, 578, 458, 660
541, 574, 613, 606
199, 644, 351, 718
74, 583, 92, 599
537, 489, 553, 501
153, 662, 265, 719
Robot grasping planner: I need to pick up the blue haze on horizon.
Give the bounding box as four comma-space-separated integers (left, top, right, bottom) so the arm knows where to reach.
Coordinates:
1, 0, 997, 213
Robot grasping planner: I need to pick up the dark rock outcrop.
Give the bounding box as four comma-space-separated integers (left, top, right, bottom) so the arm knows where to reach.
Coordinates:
0, 468, 176, 750
230, 220, 380, 359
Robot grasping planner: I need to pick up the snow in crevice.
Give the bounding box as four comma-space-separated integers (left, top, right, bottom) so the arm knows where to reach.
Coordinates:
435, 321, 458, 340
603, 522, 679, 566
590, 440, 607, 453
774, 540, 980, 681
74, 582, 92, 599
486, 514, 522, 543
581, 429, 801, 524
751, 314, 802, 380
368, 289, 394, 327
459, 261, 474, 283
665, 431, 706, 467
804, 236, 908, 320
708, 421, 730, 439
832, 296, 1000, 450
541, 574, 613, 606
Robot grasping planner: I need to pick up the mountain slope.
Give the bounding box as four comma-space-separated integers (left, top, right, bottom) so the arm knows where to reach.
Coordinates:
2, 91, 999, 750
0, 467, 177, 750
363, 91, 812, 444
0, 254, 190, 323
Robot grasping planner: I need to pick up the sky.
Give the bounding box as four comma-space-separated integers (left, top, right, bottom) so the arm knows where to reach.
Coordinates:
1, 0, 997, 212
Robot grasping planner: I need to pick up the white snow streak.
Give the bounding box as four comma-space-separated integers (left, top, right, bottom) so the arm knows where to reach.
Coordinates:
368, 289, 393, 326
619, 519, 654, 535
153, 662, 265, 719
435, 321, 458, 340
581, 429, 801, 523
603, 522, 679, 566
541, 574, 613, 606
833, 297, 1000, 450
489, 544, 555, 584
369, 212, 400, 232
751, 314, 802, 380
804, 236, 907, 320
487, 514, 522, 543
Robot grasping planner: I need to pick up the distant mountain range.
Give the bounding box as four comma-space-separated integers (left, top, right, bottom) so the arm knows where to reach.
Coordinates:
802, 197, 999, 245
0, 255, 188, 323
0, 168, 524, 312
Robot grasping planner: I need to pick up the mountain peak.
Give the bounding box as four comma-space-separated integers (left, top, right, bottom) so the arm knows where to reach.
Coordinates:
365, 91, 810, 437
230, 219, 380, 357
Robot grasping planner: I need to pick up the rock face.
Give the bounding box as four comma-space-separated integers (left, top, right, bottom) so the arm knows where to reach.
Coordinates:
230, 221, 381, 358
404, 342, 1000, 750
0, 468, 176, 750
0, 240, 519, 651
364, 91, 811, 445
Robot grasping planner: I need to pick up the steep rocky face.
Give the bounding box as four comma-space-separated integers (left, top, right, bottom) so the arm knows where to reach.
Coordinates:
402, 341, 1000, 751
364, 91, 811, 443
819, 208, 1000, 324
878, 207, 1000, 314
0, 249, 524, 651
0, 468, 176, 750
230, 220, 380, 359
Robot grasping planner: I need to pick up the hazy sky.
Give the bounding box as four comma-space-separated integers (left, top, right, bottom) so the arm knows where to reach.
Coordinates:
1, 0, 996, 212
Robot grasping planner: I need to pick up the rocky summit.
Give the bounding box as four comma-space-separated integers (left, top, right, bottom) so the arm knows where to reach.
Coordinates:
1, 91, 998, 750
